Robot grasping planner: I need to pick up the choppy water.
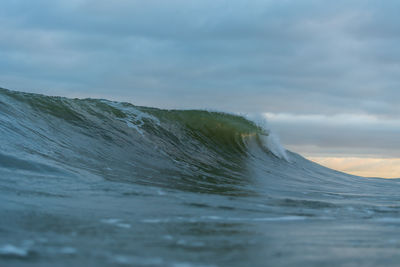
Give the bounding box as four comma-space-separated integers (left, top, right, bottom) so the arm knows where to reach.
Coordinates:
1, 87, 400, 267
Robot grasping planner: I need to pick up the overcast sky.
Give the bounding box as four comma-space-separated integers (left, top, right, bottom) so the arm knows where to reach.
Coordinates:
1, 0, 400, 165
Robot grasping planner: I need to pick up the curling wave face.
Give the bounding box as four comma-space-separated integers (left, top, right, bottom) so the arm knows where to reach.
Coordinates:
1, 87, 400, 267
0, 87, 289, 195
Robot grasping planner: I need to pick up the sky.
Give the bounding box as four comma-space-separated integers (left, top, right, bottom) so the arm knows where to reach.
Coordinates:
1, 0, 400, 177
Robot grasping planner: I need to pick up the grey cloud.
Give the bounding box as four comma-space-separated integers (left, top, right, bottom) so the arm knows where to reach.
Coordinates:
1, 0, 400, 118
266, 113, 400, 157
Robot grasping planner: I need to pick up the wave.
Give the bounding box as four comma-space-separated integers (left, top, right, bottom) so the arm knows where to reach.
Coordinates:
0, 87, 295, 193
0, 87, 393, 197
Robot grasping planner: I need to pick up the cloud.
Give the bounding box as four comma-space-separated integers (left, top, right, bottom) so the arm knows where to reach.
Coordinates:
1, 0, 400, 115
264, 113, 400, 157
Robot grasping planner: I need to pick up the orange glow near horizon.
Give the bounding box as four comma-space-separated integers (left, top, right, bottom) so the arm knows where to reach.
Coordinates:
308, 157, 400, 179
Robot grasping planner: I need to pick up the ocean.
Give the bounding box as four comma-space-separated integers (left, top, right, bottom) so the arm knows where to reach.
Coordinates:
1, 87, 400, 267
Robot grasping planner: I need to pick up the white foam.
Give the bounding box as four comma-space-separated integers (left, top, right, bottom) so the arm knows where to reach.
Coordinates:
101, 218, 131, 228
113, 255, 132, 264
203, 215, 307, 222
111, 255, 163, 265
143, 215, 309, 224
251, 216, 307, 221
260, 134, 289, 162
201, 215, 222, 220
0, 244, 29, 257
244, 113, 289, 161
101, 218, 121, 224
60, 247, 77, 254
157, 189, 166, 196
106, 100, 161, 137
125, 120, 144, 136
163, 235, 174, 240
115, 223, 131, 229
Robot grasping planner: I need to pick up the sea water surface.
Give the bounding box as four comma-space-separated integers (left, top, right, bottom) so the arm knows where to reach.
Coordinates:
1, 87, 400, 267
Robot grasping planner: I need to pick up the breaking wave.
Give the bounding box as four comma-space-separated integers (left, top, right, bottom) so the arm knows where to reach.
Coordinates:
0, 87, 293, 194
